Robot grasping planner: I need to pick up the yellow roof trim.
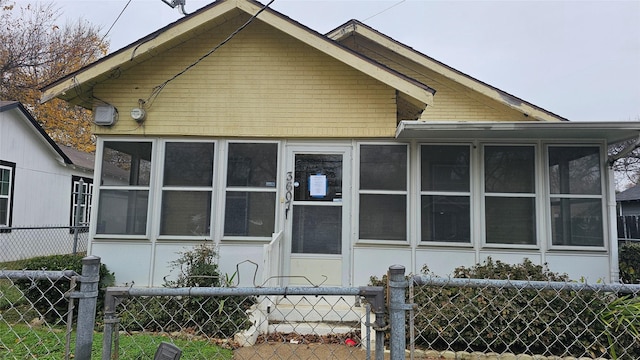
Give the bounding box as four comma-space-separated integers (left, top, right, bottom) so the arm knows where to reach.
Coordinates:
42, 0, 433, 108
328, 22, 565, 122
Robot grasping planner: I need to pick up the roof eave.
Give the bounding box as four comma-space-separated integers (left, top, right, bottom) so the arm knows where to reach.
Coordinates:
41, 0, 239, 107
42, 0, 433, 109
328, 20, 566, 122
396, 120, 640, 144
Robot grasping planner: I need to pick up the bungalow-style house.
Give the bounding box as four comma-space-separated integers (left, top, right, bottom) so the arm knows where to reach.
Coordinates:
0, 101, 94, 261
42, 0, 640, 286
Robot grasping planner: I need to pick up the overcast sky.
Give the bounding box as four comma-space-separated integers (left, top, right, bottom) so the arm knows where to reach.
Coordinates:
38, 0, 640, 122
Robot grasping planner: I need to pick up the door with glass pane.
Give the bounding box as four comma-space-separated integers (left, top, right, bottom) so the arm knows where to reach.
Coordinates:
284, 147, 350, 286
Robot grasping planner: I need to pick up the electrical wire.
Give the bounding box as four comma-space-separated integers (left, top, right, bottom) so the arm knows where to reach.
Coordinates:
144, 0, 276, 108
100, 0, 133, 44
362, 0, 406, 22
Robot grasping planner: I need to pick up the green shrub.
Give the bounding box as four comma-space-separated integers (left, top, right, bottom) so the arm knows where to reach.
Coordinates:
371, 258, 640, 358
15, 254, 114, 325
119, 243, 255, 338
619, 242, 640, 284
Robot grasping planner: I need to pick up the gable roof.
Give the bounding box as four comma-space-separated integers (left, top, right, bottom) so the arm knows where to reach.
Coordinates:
0, 101, 72, 165
327, 20, 566, 122
41, 0, 434, 114
0, 101, 96, 172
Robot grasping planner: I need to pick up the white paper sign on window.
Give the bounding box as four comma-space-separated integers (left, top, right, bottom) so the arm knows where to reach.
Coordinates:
309, 174, 327, 197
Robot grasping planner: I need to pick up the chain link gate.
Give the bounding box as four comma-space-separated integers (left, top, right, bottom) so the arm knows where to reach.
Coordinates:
101, 285, 389, 359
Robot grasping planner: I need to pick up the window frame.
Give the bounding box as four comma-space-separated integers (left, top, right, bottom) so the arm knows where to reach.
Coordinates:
0, 160, 16, 230
481, 143, 539, 249
545, 143, 607, 250
418, 143, 473, 246
70, 176, 93, 232
157, 139, 217, 240
221, 140, 280, 241
94, 138, 155, 239
356, 142, 410, 244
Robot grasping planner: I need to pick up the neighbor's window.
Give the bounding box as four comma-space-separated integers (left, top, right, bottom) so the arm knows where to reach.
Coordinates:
421, 145, 471, 243
548, 146, 603, 246
359, 144, 407, 241
0, 161, 15, 227
70, 176, 93, 229
484, 145, 536, 245
160, 142, 214, 236
224, 143, 278, 237
96, 141, 152, 235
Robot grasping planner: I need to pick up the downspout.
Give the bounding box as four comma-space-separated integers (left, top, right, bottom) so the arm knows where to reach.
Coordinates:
606, 134, 640, 283
607, 164, 619, 283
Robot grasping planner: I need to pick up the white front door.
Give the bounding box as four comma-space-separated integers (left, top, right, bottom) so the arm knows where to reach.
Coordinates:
283, 146, 351, 286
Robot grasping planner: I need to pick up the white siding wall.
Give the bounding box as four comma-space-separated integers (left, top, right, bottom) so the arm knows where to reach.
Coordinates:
0, 108, 92, 261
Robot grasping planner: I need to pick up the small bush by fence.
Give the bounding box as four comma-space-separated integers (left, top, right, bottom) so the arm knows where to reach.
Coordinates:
411, 277, 640, 358
405, 259, 640, 359
619, 242, 640, 284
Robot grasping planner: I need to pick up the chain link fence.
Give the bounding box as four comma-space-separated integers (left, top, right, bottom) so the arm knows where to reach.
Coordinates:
410, 276, 640, 359
0, 268, 79, 359
2, 259, 639, 360
102, 286, 382, 360
0, 225, 89, 263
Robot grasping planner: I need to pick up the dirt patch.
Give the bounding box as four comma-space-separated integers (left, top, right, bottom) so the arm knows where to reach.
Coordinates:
232, 333, 443, 359
233, 342, 444, 359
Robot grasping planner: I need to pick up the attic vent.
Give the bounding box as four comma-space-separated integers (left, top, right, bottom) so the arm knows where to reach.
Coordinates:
94, 105, 118, 126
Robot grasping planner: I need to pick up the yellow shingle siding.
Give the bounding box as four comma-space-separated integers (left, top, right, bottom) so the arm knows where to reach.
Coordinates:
339, 36, 531, 122
93, 16, 397, 138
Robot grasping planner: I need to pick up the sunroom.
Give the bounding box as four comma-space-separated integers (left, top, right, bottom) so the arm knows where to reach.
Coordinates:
90, 120, 638, 286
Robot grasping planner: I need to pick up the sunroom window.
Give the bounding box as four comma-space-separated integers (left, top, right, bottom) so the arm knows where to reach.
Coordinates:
224, 143, 277, 237
160, 142, 214, 236
97, 141, 152, 235
421, 145, 471, 243
484, 145, 536, 245
359, 144, 407, 241
548, 146, 603, 246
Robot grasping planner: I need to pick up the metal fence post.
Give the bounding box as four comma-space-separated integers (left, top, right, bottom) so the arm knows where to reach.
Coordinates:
360, 286, 386, 360
74, 255, 100, 360
388, 265, 407, 360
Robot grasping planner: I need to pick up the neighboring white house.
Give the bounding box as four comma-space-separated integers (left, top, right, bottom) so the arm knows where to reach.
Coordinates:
41, 0, 640, 286
0, 101, 94, 261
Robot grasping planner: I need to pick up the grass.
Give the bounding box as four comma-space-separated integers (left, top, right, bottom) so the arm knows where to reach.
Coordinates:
0, 323, 234, 359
